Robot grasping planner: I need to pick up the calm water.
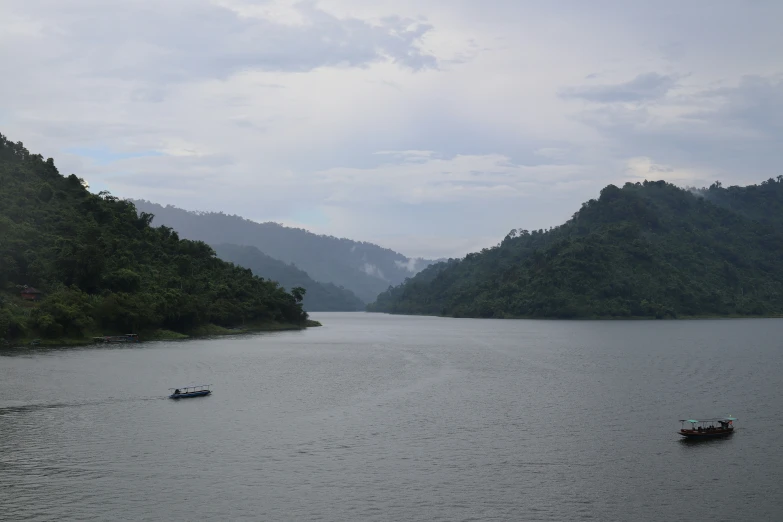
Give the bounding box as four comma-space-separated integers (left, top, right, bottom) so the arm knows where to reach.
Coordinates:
1, 313, 782, 521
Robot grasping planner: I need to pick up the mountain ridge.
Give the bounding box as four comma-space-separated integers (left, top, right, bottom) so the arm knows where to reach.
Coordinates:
130, 199, 436, 302
369, 178, 783, 319
212, 243, 365, 312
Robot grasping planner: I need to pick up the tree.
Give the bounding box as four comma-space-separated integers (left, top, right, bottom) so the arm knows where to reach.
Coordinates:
291, 287, 306, 303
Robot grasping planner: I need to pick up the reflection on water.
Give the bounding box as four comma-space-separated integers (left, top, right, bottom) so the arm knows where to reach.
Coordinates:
1, 313, 782, 521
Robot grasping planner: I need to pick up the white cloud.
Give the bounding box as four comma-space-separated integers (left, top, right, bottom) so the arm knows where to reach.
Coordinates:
624, 157, 709, 184
394, 258, 419, 272
534, 148, 570, 161
361, 263, 386, 280
314, 153, 590, 205
561, 73, 681, 103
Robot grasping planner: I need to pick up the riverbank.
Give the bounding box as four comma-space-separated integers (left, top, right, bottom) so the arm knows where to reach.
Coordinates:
6, 319, 322, 348
373, 310, 783, 321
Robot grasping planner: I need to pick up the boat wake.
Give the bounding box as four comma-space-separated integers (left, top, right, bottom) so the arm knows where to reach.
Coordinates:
0, 396, 166, 416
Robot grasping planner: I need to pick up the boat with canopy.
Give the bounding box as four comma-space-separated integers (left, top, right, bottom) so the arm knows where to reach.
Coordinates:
678, 416, 736, 438
169, 384, 212, 399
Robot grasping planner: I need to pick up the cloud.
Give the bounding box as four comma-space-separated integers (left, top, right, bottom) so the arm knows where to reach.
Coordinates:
2, 0, 437, 84
1, 1, 783, 259
373, 150, 436, 162
64, 146, 163, 166
534, 148, 570, 162
361, 263, 386, 280
394, 258, 420, 272
684, 75, 783, 135
560, 73, 680, 103
314, 153, 590, 205
624, 157, 705, 182
566, 73, 783, 183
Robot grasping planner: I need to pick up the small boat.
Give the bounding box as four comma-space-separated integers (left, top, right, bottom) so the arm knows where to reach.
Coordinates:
678, 416, 736, 439
169, 384, 212, 399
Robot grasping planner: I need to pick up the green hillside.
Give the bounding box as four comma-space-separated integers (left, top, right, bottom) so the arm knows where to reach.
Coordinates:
212, 243, 365, 312
130, 199, 436, 303
369, 179, 783, 319
0, 133, 313, 344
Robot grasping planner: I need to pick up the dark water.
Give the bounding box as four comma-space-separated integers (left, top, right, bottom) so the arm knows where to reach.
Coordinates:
2, 313, 782, 521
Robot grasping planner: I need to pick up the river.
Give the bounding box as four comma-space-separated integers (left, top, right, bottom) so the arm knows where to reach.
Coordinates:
1, 312, 782, 521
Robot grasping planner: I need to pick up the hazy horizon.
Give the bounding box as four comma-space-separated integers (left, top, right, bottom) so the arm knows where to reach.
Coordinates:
2, 0, 781, 258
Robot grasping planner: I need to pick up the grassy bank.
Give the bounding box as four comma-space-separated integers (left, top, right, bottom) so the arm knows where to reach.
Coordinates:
7, 319, 322, 348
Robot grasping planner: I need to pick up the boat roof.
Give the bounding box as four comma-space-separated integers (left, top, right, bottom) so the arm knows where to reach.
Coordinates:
679, 416, 737, 422
168, 384, 212, 390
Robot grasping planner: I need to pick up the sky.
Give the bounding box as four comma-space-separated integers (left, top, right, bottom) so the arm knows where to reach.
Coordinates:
2, 0, 782, 259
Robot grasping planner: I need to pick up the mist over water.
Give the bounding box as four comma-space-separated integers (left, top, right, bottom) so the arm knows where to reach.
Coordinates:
2, 313, 782, 521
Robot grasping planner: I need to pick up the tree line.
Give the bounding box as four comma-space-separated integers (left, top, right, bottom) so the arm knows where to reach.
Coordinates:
0, 133, 310, 342
369, 179, 783, 319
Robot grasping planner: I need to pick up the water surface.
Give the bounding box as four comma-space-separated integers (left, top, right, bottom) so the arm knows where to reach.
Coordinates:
2, 313, 782, 520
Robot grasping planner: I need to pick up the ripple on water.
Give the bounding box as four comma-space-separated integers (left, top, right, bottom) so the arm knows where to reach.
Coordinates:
1, 315, 782, 521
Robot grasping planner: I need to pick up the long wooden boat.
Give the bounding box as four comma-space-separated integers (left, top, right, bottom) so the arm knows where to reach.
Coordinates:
678, 417, 736, 439
169, 384, 212, 399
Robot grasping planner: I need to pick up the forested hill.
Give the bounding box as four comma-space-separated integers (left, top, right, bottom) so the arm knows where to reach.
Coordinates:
0, 134, 310, 343
212, 244, 365, 312
369, 179, 783, 319
130, 200, 435, 303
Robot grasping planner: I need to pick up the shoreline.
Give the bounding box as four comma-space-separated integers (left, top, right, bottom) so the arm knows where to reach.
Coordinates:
7, 319, 323, 348
366, 310, 783, 321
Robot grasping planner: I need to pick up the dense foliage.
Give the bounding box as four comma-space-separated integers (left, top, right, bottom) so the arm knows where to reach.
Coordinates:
213, 243, 365, 312
369, 179, 783, 319
0, 134, 309, 342
131, 200, 437, 303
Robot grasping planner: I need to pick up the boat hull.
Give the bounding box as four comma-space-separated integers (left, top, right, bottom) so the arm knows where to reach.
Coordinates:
678, 428, 734, 439
169, 390, 211, 399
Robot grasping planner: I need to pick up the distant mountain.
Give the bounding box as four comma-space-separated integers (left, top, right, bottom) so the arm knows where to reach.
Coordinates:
213, 243, 365, 312
369, 179, 783, 319
130, 200, 436, 302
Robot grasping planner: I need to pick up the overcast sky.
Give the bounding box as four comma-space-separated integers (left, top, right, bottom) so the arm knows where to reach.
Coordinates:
2, 0, 781, 259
